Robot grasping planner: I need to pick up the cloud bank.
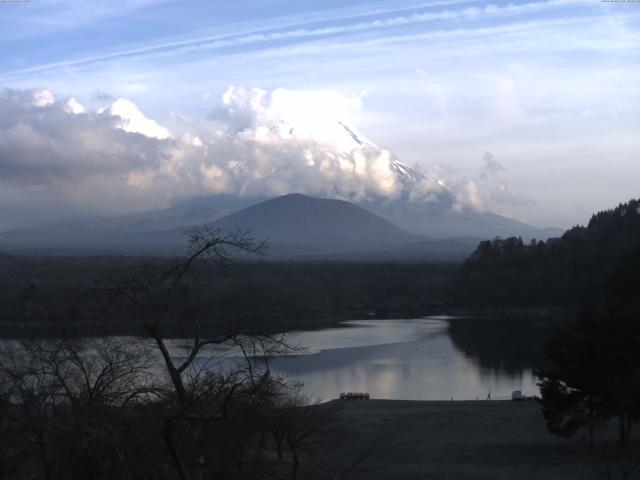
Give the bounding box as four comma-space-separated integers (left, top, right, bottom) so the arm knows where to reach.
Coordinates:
0, 86, 523, 231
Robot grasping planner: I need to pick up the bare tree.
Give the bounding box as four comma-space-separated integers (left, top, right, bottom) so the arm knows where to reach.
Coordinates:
0, 341, 62, 480
107, 227, 269, 405
0, 227, 335, 480
0, 337, 155, 480
105, 226, 305, 480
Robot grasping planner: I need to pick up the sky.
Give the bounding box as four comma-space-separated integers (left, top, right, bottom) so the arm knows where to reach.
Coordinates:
0, 0, 639, 231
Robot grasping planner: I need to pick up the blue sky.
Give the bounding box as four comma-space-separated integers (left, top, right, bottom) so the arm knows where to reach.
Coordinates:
1, 0, 639, 229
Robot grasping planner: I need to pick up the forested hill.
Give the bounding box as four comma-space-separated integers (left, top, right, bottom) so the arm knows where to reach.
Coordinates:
452, 199, 640, 307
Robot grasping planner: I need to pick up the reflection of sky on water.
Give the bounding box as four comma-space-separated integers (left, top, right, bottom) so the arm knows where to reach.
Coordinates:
8, 318, 537, 403
284, 318, 448, 354
268, 318, 538, 402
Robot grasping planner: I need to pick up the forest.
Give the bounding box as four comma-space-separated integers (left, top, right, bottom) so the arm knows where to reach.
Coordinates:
0, 254, 456, 337
1, 199, 640, 336
452, 199, 640, 307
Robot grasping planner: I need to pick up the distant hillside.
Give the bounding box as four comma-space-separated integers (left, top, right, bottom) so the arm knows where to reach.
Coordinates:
363, 197, 563, 240
207, 193, 476, 259
0, 193, 478, 260
452, 199, 640, 306
213, 193, 412, 247
0, 196, 253, 254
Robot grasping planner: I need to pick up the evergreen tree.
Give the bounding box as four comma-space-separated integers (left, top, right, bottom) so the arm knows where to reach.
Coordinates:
537, 307, 640, 447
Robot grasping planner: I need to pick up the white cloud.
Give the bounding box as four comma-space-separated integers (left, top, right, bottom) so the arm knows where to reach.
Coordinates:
0, 89, 176, 229
213, 86, 366, 149
0, 87, 415, 229
453, 180, 483, 212
103, 98, 171, 139
0, 87, 540, 231
62, 96, 85, 114
202, 86, 413, 201
30, 89, 55, 107
448, 151, 535, 212
409, 176, 447, 203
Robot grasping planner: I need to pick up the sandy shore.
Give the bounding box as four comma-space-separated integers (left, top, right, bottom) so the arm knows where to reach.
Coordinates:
307, 399, 597, 480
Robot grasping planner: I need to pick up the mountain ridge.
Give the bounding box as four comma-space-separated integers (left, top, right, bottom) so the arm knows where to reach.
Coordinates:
0, 193, 480, 259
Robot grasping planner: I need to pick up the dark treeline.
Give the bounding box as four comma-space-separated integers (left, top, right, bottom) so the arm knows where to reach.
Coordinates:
453, 199, 640, 307
215, 262, 455, 327
0, 254, 457, 337
3, 198, 640, 336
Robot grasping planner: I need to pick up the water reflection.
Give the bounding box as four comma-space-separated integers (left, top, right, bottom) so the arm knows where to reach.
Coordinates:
447, 316, 555, 374
269, 318, 539, 402
0, 317, 546, 403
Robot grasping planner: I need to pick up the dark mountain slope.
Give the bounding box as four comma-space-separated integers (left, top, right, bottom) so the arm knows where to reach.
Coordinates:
208, 193, 423, 256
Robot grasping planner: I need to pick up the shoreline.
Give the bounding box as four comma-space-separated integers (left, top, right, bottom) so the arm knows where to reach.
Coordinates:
0, 305, 574, 339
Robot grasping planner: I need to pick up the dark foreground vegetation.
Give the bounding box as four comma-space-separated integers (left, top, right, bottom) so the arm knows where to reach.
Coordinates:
0, 254, 456, 337
0, 335, 347, 480
0, 227, 366, 480
529, 201, 640, 479
0, 199, 639, 479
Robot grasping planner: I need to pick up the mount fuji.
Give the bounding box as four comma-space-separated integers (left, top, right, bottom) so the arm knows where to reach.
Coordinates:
265, 114, 561, 240
0, 96, 562, 256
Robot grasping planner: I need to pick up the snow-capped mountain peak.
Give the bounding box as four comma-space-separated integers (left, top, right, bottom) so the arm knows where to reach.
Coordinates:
219, 86, 451, 202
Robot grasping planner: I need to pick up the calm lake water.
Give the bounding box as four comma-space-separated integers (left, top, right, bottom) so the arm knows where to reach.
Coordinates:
264, 317, 539, 402
3, 316, 544, 403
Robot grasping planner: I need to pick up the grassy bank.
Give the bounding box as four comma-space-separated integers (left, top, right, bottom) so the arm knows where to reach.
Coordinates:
303, 399, 596, 479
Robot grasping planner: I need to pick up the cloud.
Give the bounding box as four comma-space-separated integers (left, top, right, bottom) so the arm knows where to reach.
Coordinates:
62, 97, 86, 114
200, 86, 402, 200
481, 151, 506, 177
0, 86, 532, 231
210, 86, 365, 144
480, 152, 534, 207
31, 89, 55, 108
0, 0, 593, 80
0, 88, 179, 229
170, 111, 195, 126
453, 180, 483, 212
93, 91, 116, 102
103, 98, 170, 139
491, 181, 535, 207
451, 151, 534, 212
0, 89, 168, 184
0, 87, 402, 229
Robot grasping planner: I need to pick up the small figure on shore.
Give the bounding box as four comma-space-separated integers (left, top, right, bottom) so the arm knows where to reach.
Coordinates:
486, 390, 492, 400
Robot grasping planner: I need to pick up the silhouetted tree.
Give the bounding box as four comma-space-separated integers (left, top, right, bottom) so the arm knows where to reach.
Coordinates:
106, 226, 306, 480
454, 198, 640, 307
0, 338, 155, 479
0, 227, 340, 480
537, 307, 640, 448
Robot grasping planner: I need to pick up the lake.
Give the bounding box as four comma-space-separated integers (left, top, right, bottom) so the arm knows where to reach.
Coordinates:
2, 315, 545, 403
264, 316, 540, 402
